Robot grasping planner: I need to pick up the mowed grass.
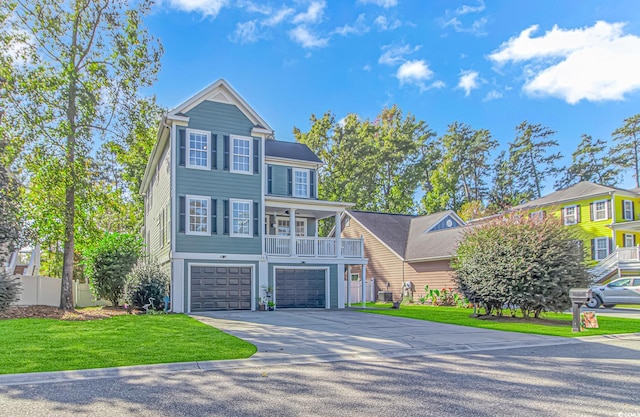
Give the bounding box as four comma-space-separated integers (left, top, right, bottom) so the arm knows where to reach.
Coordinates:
0, 314, 256, 375
357, 304, 640, 338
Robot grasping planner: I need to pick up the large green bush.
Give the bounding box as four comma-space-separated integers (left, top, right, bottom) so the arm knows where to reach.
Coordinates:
452, 214, 590, 318
84, 233, 142, 306
124, 259, 170, 311
0, 270, 21, 312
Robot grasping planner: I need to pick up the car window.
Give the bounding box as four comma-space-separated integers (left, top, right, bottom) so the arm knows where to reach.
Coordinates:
632, 279, 640, 286
608, 279, 631, 288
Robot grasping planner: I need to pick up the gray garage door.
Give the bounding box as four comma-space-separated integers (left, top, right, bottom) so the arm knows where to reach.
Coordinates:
190, 266, 252, 312
275, 268, 326, 308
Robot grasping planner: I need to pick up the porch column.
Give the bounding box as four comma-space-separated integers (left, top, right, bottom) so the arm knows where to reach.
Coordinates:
347, 265, 352, 307
361, 264, 367, 308
289, 209, 296, 256
335, 211, 342, 257
336, 263, 345, 309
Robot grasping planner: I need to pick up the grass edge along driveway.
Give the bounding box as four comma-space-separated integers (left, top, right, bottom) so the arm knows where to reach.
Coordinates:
357, 305, 640, 338
0, 314, 256, 375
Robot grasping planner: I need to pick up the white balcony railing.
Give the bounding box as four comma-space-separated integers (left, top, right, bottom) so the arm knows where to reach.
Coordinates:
265, 236, 363, 258
591, 246, 640, 281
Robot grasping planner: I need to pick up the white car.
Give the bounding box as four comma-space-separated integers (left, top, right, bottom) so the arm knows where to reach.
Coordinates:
586, 277, 640, 308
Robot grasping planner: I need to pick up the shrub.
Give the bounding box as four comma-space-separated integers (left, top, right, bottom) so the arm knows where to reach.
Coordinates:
124, 259, 170, 311
452, 214, 590, 318
0, 270, 21, 312
84, 233, 143, 307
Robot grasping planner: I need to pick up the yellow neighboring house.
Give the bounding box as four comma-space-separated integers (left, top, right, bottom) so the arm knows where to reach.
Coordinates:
510, 181, 640, 282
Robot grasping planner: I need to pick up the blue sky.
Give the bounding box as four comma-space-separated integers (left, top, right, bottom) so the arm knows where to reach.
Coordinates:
145, 0, 640, 190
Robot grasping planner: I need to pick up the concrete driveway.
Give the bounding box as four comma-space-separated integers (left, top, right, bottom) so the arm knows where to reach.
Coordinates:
192, 309, 577, 362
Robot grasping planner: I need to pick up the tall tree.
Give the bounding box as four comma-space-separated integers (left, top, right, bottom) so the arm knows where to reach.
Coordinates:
489, 150, 523, 209
509, 121, 561, 200
555, 134, 620, 189
0, 0, 162, 309
420, 122, 496, 214
610, 114, 640, 188
294, 106, 436, 215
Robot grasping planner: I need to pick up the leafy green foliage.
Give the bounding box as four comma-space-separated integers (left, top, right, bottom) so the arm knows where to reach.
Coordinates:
0, 0, 162, 309
555, 134, 620, 189
0, 270, 21, 312
84, 233, 142, 306
124, 259, 170, 310
452, 214, 590, 318
0, 139, 23, 263
610, 113, 640, 188
295, 105, 436, 221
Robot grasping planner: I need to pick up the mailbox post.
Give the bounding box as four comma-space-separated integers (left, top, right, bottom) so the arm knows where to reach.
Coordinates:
569, 288, 592, 332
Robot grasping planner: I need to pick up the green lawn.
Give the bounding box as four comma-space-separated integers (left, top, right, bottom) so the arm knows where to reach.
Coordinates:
0, 314, 256, 375
357, 304, 640, 337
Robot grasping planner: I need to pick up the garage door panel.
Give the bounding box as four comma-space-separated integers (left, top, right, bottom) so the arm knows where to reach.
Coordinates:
275, 268, 326, 309
191, 266, 252, 312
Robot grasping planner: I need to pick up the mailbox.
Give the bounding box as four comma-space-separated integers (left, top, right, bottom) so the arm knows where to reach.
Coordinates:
569, 288, 593, 333
569, 288, 592, 303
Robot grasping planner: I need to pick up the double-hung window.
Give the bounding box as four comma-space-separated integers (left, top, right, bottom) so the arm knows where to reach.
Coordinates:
293, 168, 309, 198
231, 199, 252, 237
593, 237, 610, 260
276, 217, 307, 236
186, 195, 209, 235
623, 200, 634, 221
231, 135, 251, 174
186, 129, 210, 170
563, 205, 578, 225
593, 200, 608, 221
624, 233, 636, 248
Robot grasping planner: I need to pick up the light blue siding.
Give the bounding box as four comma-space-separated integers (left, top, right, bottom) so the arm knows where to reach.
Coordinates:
176, 100, 262, 254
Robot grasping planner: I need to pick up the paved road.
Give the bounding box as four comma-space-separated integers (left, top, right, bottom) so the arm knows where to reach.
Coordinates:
0, 335, 638, 417
583, 306, 640, 319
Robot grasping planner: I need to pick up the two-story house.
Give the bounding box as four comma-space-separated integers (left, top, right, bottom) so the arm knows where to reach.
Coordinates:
140, 79, 367, 313
507, 181, 640, 281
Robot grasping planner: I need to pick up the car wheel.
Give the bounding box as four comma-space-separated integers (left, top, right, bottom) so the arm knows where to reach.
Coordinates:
585, 296, 602, 308
603, 304, 616, 309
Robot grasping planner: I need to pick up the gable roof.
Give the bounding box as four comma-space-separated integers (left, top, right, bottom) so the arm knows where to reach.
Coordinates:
265, 140, 323, 164
347, 210, 415, 258
346, 210, 467, 261
167, 79, 273, 134
512, 181, 636, 210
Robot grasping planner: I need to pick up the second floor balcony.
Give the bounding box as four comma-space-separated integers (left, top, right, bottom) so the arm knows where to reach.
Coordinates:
265, 236, 363, 258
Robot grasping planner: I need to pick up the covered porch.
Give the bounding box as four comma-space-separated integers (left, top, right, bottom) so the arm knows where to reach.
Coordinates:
264, 196, 363, 258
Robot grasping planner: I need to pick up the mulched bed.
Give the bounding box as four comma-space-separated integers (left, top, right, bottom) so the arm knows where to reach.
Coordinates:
0, 305, 135, 321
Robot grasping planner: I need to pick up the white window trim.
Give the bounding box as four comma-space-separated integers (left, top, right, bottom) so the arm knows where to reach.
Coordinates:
623, 200, 634, 221
230, 198, 253, 238
186, 128, 211, 170
593, 199, 608, 221
563, 205, 578, 225
276, 216, 308, 237
624, 233, 635, 248
230, 135, 253, 175
293, 168, 310, 198
593, 237, 610, 261
186, 195, 210, 236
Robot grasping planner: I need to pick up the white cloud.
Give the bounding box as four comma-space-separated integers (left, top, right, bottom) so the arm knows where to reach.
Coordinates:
167, 0, 229, 17
262, 6, 295, 26
363, 64, 372, 71
230, 20, 261, 44
439, 1, 488, 36
357, 0, 398, 8
293, 1, 326, 24
396, 60, 444, 91
489, 21, 640, 104
289, 26, 329, 48
378, 43, 421, 65
456, 1, 485, 15
374, 15, 401, 31
333, 13, 369, 36
483, 90, 503, 101
457, 70, 481, 96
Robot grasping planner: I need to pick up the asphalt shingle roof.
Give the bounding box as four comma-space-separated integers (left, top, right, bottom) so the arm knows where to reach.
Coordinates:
265, 140, 323, 164
347, 210, 467, 261
512, 181, 619, 210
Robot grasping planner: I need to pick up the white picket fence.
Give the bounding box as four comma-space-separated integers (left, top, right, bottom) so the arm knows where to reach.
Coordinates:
344, 278, 375, 303
14, 275, 111, 308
